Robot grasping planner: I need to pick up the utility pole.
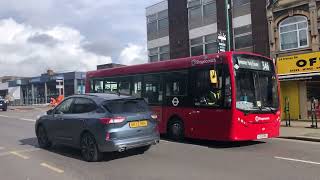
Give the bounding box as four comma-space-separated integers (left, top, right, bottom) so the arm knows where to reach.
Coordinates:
225, 0, 231, 51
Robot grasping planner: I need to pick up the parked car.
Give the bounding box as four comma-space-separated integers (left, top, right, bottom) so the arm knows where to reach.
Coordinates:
35, 93, 160, 162
0, 96, 8, 111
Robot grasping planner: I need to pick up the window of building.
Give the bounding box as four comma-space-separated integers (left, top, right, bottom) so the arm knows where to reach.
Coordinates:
188, 0, 217, 29
147, 10, 169, 41
233, 0, 250, 7
279, 16, 309, 51
232, 0, 251, 18
148, 45, 170, 62
190, 33, 217, 56
234, 25, 253, 50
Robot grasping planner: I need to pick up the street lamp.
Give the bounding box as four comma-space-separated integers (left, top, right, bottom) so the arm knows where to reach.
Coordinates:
225, 0, 231, 51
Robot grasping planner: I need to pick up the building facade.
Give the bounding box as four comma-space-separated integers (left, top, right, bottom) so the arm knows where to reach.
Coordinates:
8, 71, 86, 105
146, 0, 269, 62
267, 0, 320, 120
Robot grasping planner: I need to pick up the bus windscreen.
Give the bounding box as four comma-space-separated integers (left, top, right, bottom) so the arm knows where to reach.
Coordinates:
233, 55, 279, 114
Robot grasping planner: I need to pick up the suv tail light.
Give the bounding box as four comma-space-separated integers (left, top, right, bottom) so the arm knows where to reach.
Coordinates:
151, 114, 158, 120
100, 116, 126, 124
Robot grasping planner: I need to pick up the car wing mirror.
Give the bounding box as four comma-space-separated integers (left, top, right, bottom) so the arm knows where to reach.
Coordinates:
47, 109, 53, 115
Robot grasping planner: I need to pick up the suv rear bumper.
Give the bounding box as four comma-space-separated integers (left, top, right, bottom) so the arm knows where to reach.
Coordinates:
98, 134, 160, 152
0, 102, 7, 109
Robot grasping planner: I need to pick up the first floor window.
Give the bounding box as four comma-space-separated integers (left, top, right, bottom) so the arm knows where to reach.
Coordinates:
279, 16, 309, 51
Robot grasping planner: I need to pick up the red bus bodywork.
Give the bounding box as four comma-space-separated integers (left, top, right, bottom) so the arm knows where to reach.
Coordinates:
86, 52, 281, 141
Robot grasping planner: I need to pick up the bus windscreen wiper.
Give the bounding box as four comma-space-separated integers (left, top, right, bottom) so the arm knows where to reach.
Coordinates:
264, 107, 276, 114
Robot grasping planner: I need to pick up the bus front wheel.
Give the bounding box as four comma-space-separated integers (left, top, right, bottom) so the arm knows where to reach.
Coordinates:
168, 118, 184, 141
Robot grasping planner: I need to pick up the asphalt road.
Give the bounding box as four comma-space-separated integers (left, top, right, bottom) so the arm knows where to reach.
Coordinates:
0, 108, 320, 180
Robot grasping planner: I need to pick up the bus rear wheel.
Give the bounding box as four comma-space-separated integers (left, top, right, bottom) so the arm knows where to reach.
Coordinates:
168, 118, 184, 141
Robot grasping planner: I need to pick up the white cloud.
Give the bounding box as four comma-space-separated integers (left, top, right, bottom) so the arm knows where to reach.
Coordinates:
118, 44, 147, 65
0, 18, 112, 76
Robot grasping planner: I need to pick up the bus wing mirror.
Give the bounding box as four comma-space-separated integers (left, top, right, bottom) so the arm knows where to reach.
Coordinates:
210, 70, 218, 84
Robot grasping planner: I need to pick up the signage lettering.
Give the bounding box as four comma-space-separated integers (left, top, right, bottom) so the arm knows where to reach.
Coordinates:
277, 52, 320, 75
236, 57, 271, 71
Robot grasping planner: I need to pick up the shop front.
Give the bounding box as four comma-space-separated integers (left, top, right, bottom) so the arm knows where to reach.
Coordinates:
277, 52, 320, 120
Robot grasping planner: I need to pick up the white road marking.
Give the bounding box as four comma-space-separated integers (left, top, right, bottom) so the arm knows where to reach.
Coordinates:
275, 156, 320, 165
10, 151, 30, 160
41, 163, 64, 173
19, 118, 36, 122
274, 138, 320, 145
0, 114, 36, 122
0, 148, 40, 157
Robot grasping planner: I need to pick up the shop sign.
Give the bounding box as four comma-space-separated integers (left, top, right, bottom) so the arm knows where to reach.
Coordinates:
277, 52, 320, 75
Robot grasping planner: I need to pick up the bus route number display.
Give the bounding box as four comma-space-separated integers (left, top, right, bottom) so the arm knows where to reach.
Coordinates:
237, 57, 271, 71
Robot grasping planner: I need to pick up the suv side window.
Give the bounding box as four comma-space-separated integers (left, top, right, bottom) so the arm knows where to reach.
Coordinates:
72, 98, 97, 114
55, 98, 74, 114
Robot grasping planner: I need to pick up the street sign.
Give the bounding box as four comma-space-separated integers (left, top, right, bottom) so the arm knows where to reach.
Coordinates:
217, 32, 227, 53
56, 85, 63, 89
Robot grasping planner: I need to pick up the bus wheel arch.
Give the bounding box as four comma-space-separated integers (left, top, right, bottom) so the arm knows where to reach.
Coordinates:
167, 115, 185, 141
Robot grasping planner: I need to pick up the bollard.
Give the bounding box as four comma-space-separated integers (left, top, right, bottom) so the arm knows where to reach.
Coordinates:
284, 97, 291, 127
311, 97, 318, 129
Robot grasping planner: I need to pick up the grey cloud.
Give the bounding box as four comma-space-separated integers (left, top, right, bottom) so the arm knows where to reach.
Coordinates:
27, 33, 60, 47
82, 39, 122, 57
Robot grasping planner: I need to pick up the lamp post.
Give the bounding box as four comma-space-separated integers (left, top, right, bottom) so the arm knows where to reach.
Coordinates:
225, 0, 231, 51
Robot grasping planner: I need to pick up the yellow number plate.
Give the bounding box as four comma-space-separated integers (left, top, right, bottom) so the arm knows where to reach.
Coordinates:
129, 120, 148, 128
139, 120, 148, 127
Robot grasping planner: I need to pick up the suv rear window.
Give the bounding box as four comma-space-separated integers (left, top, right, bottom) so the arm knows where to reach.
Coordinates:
103, 99, 150, 114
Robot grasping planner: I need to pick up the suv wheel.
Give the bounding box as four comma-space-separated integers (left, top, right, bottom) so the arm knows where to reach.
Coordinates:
80, 133, 103, 162
37, 125, 52, 149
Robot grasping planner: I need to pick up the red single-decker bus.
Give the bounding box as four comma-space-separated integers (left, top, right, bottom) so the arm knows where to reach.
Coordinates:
86, 52, 281, 141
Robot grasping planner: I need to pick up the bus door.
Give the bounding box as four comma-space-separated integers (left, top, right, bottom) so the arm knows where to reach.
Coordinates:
191, 65, 232, 140
162, 71, 194, 134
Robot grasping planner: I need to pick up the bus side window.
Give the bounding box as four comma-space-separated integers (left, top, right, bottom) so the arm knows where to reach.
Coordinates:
194, 65, 223, 107
119, 77, 131, 95
165, 71, 187, 97
224, 73, 232, 108
104, 79, 118, 94
143, 74, 163, 105
132, 76, 142, 98
93, 79, 104, 93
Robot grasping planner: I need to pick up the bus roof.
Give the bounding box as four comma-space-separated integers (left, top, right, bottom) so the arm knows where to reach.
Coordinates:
87, 51, 270, 79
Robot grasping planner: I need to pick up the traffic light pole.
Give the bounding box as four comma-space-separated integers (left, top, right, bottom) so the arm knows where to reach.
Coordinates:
225, 0, 231, 51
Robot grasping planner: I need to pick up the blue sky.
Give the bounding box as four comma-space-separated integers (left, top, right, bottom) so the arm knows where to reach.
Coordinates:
0, 0, 160, 76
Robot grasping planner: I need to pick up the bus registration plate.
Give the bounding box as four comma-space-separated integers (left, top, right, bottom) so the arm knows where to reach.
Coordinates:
257, 134, 268, 139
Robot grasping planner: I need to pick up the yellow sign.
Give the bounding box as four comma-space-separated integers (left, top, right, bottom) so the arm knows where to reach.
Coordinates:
277, 52, 320, 75
210, 70, 218, 84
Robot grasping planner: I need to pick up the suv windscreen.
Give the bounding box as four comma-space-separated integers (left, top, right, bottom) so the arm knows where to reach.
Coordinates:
103, 99, 150, 114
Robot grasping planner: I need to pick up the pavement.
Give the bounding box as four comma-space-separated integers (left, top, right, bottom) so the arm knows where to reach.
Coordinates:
0, 108, 320, 179
280, 121, 320, 142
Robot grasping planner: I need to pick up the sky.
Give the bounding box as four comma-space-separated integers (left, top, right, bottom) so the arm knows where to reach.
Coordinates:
0, 0, 160, 77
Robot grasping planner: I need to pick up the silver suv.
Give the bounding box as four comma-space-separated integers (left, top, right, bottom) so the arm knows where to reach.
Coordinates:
35, 93, 160, 162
